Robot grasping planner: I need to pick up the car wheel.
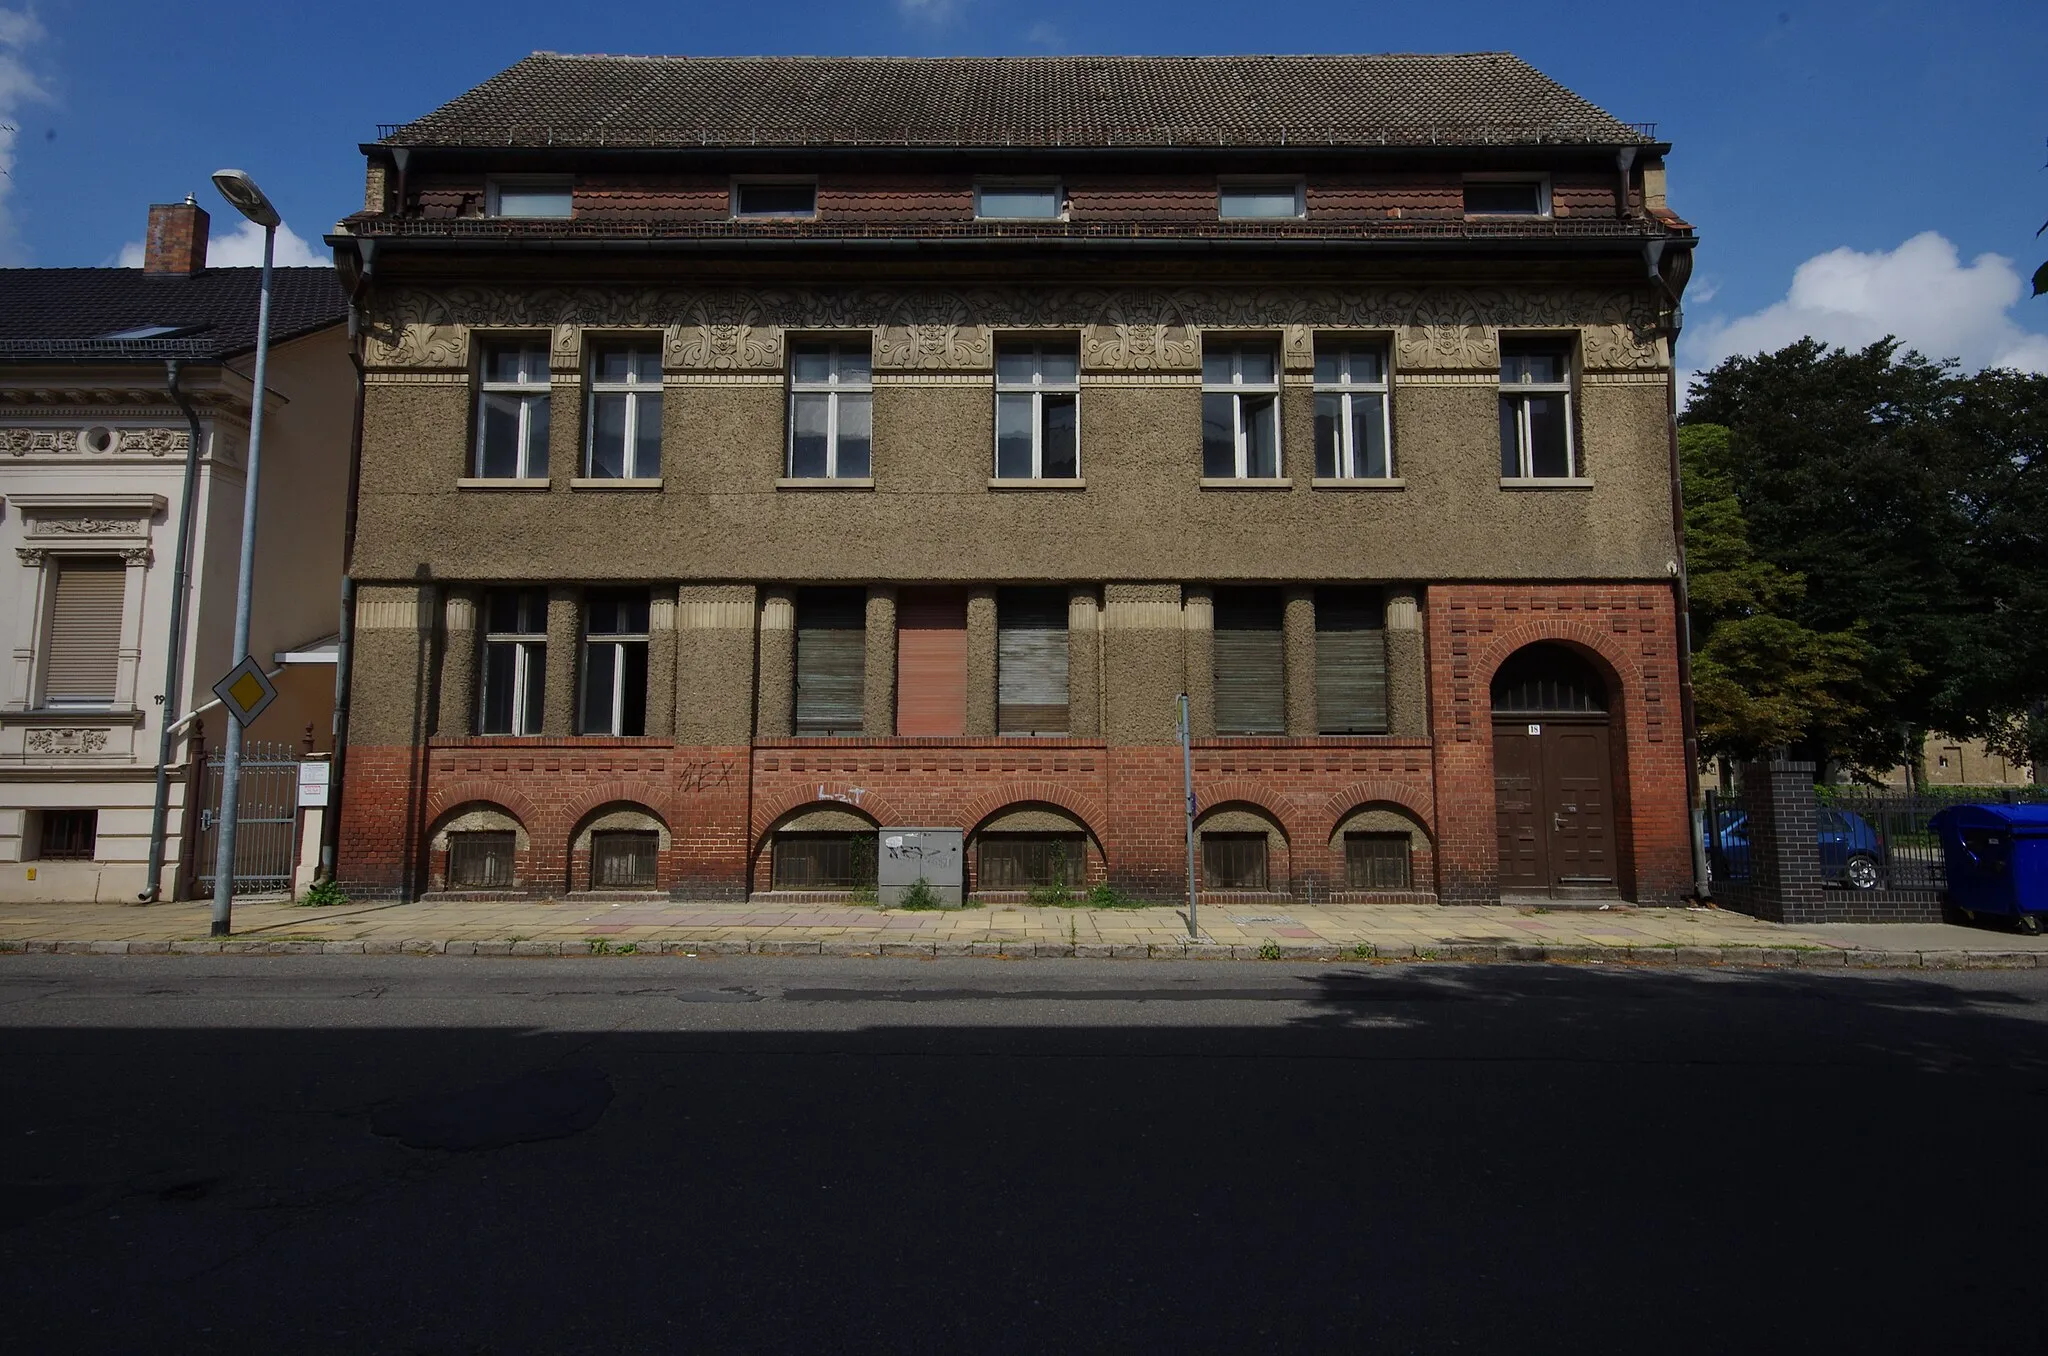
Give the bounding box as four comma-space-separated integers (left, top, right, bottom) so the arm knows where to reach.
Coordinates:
1844, 853, 1881, 891
2018, 913, 2044, 937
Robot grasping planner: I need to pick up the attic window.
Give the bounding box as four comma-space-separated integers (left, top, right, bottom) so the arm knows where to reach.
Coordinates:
98, 325, 198, 340
486, 178, 573, 219
734, 181, 817, 219
975, 183, 1062, 220
1463, 178, 1549, 217
1219, 181, 1304, 220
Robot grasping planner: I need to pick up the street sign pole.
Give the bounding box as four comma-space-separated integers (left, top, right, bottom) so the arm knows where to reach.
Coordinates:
1180, 692, 1198, 940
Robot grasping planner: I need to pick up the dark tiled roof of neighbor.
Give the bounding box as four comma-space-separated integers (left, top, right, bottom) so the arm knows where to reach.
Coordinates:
381, 53, 1654, 151
0, 267, 346, 361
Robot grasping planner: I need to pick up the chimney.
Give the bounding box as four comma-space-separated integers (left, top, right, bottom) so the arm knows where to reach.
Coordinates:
143, 196, 210, 276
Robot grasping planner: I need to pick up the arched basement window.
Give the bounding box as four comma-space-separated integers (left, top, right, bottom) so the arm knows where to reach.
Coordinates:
1490, 643, 1610, 715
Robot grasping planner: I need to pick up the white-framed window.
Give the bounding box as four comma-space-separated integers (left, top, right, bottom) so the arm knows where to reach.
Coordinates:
1463, 176, 1550, 217
1313, 342, 1393, 479
40, 555, 124, 710
994, 343, 1079, 480
1499, 341, 1576, 479
585, 343, 662, 479
733, 180, 817, 218
479, 588, 546, 735
486, 178, 573, 219
475, 341, 551, 479
580, 589, 649, 736
787, 342, 873, 479
1201, 342, 1281, 478
1219, 180, 1305, 220
976, 182, 1063, 220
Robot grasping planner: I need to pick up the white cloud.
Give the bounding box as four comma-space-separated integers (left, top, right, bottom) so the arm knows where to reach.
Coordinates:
0, 5, 50, 265
116, 217, 328, 269
896, 0, 959, 21
1682, 232, 2048, 385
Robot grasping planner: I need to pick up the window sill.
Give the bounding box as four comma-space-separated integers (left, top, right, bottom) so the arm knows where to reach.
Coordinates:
456, 477, 550, 491
1199, 477, 1293, 491
569, 477, 663, 491
1499, 477, 1594, 490
0, 708, 144, 727
1312, 477, 1406, 491
776, 477, 874, 491
986, 477, 1086, 491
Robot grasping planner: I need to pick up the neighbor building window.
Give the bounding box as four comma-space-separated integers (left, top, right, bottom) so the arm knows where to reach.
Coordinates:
788, 343, 872, 479
447, 831, 515, 889
1218, 181, 1304, 219
479, 588, 546, 735
36, 809, 97, 861
1345, 832, 1412, 889
1202, 343, 1281, 478
1499, 342, 1576, 479
40, 556, 124, 709
734, 181, 817, 218
978, 833, 1086, 889
1463, 178, 1548, 217
1213, 587, 1285, 735
585, 343, 661, 479
976, 183, 1062, 219
1313, 342, 1393, 479
591, 830, 659, 888
476, 341, 551, 479
486, 178, 573, 219
794, 587, 867, 735
1202, 833, 1269, 889
994, 343, 1079, 480
581, 589, 649, 736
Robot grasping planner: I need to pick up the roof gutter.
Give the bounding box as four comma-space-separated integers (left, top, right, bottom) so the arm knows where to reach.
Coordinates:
139, 360, 209, 902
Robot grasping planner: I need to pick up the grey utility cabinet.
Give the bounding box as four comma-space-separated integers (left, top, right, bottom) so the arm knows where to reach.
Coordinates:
876, 827, 964, 907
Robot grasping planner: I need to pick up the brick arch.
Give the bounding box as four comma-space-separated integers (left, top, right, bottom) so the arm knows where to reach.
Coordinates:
424, 780, 541, 832
959, 782, 1108, 844
1468, 619, 1645, 724
750, 783, 907, 845
1193, 778, 1299, 842
560, 782, 674, 835
1318, 781, 1435, 839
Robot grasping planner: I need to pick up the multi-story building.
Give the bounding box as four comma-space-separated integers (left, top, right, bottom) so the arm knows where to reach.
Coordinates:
0, 202, 349, 900
331, 53, 1699, 905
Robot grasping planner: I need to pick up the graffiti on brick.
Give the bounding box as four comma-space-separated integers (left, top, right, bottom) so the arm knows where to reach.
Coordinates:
816, 784, 867, 806
676, 759, 736, 791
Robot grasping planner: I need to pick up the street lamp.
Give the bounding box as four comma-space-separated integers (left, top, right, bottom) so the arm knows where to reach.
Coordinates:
206, 168, 280, 936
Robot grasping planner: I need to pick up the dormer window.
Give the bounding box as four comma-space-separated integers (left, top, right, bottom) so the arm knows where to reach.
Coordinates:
486, 178, 573, 219
976, 183, 1062, 220
1218, 180, 1305, 220
734, 180, 817, 219
1463, 177, 1549, 217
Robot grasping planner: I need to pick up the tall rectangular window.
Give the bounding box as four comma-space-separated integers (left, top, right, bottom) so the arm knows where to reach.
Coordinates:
1213, 587, 1285, 735
994, 343, 1079, 480
476, 341, 551, 479
585, 344, 661, 479
580, 589, 649, 736
1315, 587, 1388, 734
997, 587, 1069, 735
40, 556, 123, 709
788, 343, 872, 480
794, 587, 867, 735
479, 588, 546, 735
1202, 344, 1281, 479
1219, 182, 1304, 219
1313, 343, 1392, 479
896, 588, 968, 737
1499, 343, 1576, 479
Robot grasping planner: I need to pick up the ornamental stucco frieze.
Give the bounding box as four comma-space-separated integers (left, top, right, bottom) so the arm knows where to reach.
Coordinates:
2, 426, 190, 457
873, 324, 994, 371
26, 727, 110, 756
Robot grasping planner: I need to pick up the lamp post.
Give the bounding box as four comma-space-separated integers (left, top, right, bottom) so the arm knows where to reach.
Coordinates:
206, 168, 280, 937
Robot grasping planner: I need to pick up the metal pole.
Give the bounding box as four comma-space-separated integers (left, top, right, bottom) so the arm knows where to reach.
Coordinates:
1180, 692, 1198, 939
209, 223, 275, 936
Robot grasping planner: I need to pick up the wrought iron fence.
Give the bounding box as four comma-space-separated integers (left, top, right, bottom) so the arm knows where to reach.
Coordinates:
194, 741, 303, 898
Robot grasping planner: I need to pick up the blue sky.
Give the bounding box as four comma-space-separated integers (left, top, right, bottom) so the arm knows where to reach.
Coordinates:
2, 0, 2045, 378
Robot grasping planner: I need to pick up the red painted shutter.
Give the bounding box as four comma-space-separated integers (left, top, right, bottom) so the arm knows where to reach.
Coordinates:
895, 587, 967, 736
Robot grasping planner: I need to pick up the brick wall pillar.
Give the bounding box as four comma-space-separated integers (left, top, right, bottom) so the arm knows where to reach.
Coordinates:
1732, 759, 1825, 923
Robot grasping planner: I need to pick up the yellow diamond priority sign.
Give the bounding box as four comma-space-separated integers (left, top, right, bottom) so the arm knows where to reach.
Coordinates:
212, 655, 278, 729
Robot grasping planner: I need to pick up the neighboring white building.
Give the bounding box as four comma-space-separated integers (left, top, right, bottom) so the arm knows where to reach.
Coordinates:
0, 200, 350, 901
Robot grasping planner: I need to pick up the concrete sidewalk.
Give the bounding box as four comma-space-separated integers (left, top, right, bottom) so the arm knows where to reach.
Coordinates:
4, 896, 2046, 967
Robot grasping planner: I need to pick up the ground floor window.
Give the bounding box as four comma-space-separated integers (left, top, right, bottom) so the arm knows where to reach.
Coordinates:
978, 832, 1085, 889
772, 832, 877, 889
448, 831, 515, 889
591, 830, 659, 888
1202, 833, 1269, 890
1345, 832, 1412, 889
36, 809, 96, 861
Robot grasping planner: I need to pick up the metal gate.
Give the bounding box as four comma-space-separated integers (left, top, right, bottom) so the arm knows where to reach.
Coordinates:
195, 740, 302, 897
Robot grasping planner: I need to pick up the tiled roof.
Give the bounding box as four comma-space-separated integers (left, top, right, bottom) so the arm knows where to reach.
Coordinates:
381, 53, 1655, 151
0, 267, 346, 360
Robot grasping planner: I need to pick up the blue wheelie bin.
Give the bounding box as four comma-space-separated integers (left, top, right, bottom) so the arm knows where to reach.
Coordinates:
1929, 804, 2048, 934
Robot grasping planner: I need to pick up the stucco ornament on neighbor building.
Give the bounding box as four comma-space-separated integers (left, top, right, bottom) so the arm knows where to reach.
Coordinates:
26, 727, 110, 755
666, 323, 782, 371
1, 427, 192, 458
874, 324, 995, 371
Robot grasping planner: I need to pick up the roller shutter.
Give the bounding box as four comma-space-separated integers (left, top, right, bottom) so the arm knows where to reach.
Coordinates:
997, 587, 1068, 734
795, 587, 866, 735
42, 557, 124, 706
896, 588, 967, 736
1315, 587, 1388, 734
1213, 587, 1283, 735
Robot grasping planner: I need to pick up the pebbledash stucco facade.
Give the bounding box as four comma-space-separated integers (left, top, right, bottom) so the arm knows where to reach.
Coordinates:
329, 53, 1700, 906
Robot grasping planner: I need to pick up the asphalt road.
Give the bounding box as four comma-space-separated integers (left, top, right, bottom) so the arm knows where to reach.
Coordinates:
3, 957, 2045, 1354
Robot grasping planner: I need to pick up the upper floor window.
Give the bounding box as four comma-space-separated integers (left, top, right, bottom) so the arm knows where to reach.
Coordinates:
795, 587, 866, 736
1219, 180, 1304, 220
1463, 177, 1548, 217
734, 180, 817, 218
994, 343, 1079, 480
586, 343, 661, 480
41, 556, 124, 710
1499, 342, 1576, 479
476, 341, 550, 480
581, 589, 649, 736
1313, 342, 1392, 479
480, 588, 546, 736
788, 343, 872, 480
1202, 343, 1281, 479
486, 178, 573, 219
976, 183, 1062, 220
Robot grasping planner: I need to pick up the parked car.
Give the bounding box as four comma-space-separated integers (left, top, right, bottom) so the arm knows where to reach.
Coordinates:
1705, 808, 1886, 890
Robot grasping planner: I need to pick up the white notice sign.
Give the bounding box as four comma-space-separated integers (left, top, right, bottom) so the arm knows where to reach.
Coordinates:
297, 760, 332, 808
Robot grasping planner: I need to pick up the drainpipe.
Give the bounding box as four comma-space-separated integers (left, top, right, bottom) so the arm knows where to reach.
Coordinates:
140, 359, 209, 901
317, 240, 373, 885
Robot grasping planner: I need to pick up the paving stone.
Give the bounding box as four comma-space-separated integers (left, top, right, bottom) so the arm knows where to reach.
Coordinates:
23, 939, 56, 953
966, 941, 1005, 957
1671, 947, 1722, 966
1109, 943, 1153, 959
1501, 944, 1550, 963
402, 939, 442, 955
363, 939, 404, 955
754, 940, 822, 956
1439, 943, 1500, 962
444, 941, 478, 956
1790, 949, 1849, 967
1541, 945, 1606, 964
56, 940, 95, 954
281, 941, 327, 955
1748, 948, 1804, 967
1073, 943, 1116, 959
1847, 950, 1922, 969
932, 941, 977, 957
508, 941, 555, 956
318, 941, 366, 955
1183, 943, 1232, 960
87, 941, 130, 955
470, 941, 514, 956
170, 940, 223, 955
0, 939, 23, 953
1032, 942, 1075, 958
879, 942, 935, 958
821, 939, 878, 957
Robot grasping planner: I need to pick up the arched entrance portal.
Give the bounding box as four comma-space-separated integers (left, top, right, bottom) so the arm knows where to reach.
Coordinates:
1490, 643, 1620, 899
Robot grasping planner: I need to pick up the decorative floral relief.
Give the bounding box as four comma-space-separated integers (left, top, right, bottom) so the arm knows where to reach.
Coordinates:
27, 727, 109, 755
873, 325, 993, 371
39, 518, 131, 535
1080, 324, 1201, 371
4, 426, 192, 458
666, 323, 782, 371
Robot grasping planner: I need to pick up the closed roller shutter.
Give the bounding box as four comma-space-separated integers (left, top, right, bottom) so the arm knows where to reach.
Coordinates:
1213, 587, 1283, 735
998, 587, 1068, 734
896, 588, 967, 736
1315, 587, 1388, 734
43, 557, 124, 706
795, 587, 866, 735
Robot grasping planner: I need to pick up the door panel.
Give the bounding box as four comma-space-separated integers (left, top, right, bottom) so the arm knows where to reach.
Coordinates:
1544, 724, 1615, 885
1492, 727, 1548, 890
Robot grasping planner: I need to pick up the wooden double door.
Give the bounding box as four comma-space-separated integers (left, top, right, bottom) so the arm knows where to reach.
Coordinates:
1492, 717, 1618, 897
